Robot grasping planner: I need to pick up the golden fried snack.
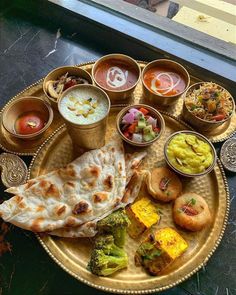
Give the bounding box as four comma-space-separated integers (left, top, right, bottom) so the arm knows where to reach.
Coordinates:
146, 167, 182, 202
173, 193, 211, 231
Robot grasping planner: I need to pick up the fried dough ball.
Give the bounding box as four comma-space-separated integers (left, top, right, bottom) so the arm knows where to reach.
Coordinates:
173, 193, 211, 231
146, 167, 182, 202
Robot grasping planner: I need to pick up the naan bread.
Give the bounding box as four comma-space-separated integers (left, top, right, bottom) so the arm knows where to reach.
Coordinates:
0, 138, 146, 234
49, 172, 144, 238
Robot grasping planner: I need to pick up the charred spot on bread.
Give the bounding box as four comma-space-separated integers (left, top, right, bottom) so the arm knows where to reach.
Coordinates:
58, 164, 77, 179
14, 195, 23, 204
18, 201, 26, 209
39, 180, 51, 189
72, 201, 90, 215
45, 184, 60, 199
65, 217, 77, 227
36, 205, 45, 212
89, 166, 100, 177
30, 217, 44, 232
92, 192, 108, 203
56, 205, 66, 216
103, 175, 114, 190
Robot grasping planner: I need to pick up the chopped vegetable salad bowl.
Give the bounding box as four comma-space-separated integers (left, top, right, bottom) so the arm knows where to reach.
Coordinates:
116, 104, 165, 147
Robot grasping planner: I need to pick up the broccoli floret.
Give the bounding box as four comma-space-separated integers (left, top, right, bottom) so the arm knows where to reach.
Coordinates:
94, 235, 126, 257
88, 235, 128, 276
97, 209, 130, 247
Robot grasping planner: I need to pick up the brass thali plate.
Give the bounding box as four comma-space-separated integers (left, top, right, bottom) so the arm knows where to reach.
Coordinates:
1, 61, 235, 156
29, 108, 229, 293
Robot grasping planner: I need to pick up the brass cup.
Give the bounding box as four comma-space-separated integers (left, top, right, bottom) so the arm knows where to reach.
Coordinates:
142, 59, 190, 107
116, 104, 165, 147
92, 53, 141, 103
2, 96, 53, 141
58, 84, 111, 151
43, 66, 93, 110
182, 82, 235, 132
164, 130, 217, 177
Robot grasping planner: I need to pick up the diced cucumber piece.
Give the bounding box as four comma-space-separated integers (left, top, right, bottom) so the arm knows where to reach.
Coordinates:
138, 117, 146, 129
143, 125, 156, 142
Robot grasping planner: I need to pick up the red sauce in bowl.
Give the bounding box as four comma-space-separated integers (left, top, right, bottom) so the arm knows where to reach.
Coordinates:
144, 67, 186, 96
15, 111, 46, 135
94, 59, 139, 91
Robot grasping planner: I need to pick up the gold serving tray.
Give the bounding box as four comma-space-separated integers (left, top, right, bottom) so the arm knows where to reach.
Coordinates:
29, 108, 229, 294
1, 61, 235, 156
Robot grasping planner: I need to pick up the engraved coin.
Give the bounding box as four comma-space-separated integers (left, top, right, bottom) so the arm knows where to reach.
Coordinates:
220, 137, 236, 172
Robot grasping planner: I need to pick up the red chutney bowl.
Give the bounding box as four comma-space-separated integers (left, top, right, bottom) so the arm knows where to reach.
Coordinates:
2, 96, 53, 140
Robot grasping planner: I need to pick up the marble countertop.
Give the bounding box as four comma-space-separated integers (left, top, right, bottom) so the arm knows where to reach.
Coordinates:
0, 6, 235, 295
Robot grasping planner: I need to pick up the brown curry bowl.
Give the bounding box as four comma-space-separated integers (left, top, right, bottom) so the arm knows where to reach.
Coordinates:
116, 104, 165, 147
164, 130, 217, 178
43, 66, 93, 110
182, 82, 235, 132
92, 53, 141, 103
142, 59, 190, 107
2, 96, 53, 141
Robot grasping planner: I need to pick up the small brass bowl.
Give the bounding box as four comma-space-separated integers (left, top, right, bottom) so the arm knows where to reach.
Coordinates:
92, 53, 141, 103
116, 104, 165, 147
43, 66, 93, 110
58, 84, 111, 150
142, 59, 190, 107
2, 96, 53, 141
164, 130, 217, 177
182, 82, 235, 132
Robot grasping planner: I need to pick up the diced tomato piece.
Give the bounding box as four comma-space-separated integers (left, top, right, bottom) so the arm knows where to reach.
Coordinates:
123, 131, 130, 138
211, 114, 225, 121
153, 127, 160, 133
127, 122, 137, 134
139, 107, 149, 115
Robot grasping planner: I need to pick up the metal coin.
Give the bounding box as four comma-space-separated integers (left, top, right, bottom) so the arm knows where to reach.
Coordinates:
220, 137, 236, 172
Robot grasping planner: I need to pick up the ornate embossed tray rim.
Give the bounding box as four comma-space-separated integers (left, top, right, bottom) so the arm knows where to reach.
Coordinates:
1, 61, 236, 156
28, 110, 230, 294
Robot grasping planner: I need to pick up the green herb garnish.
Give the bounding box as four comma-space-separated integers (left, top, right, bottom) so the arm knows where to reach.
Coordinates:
189, 198, 196, 205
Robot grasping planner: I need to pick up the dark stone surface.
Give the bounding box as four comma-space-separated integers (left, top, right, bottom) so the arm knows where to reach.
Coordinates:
0, 5, 235, 295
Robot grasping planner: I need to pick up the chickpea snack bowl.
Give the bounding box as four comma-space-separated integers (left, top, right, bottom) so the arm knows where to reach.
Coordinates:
164, 130, 217, 177
116, 104, 165, 147
43, 66, 93, 109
